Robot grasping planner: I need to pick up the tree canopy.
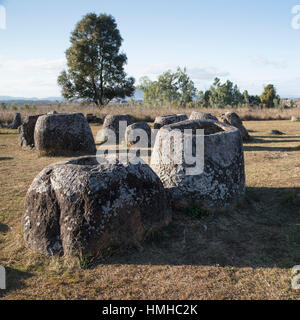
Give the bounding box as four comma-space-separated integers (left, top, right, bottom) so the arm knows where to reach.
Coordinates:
260, 84, 280, 108
138, 68, 197, 107
58, 13, 135, 107
207, 78, 244, 108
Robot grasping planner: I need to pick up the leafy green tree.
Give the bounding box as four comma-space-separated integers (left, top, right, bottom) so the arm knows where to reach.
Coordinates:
156, 70, 179, 104
203, 90, 212, 108
138, 68, 196, 107
58, 13, 135, 107
208, 78, 243, 108
232, 84, 243, 106
243, 90, 249, 105
248, 94, 261, 106
273, 98, 280, 109
175, 67, 197, 105
197, 90, 211, 107
290, 99, 295, 108
138, 76, 161, 105
260, 84, 280, 108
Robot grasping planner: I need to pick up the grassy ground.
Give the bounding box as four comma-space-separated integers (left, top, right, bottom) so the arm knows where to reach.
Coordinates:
0, 120, 300, 300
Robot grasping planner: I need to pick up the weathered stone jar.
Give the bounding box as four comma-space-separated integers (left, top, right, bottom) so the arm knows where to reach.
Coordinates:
18, 115, 43, 148
150, 120, 245, 211
100, 114, 134, 144
22, 156, 172, 257
219, 112, 250, 142
125, 122, 152, 147
10, 112, 22, 129
34, 113, 96, 155
189, 111, 218, 122
154, 114, 188, 130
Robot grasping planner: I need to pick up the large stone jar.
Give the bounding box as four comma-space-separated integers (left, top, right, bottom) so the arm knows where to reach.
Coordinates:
151, 120, 245, 211
34, 113, 96, 155
22, 156, 172, 257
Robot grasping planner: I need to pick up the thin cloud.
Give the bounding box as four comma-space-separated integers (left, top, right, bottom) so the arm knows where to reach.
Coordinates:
0, 77, 61, 97
251, 56, 287, 69
187, 67, 230, 81
134, 64, 230, 85
0, 58, 66, 97
0, 58, 66, 74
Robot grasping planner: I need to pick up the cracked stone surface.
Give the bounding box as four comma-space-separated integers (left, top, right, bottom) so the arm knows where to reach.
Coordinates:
151, 120, 246, 211
22, 156, 172, 257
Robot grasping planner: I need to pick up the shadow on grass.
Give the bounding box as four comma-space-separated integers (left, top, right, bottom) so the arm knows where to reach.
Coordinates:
243, 135, 300, 151
0, 222, 9, 233
0, 157, 13, 161
244, 145, 300, 152
89, 187, 300, 270
0, 267, 33, 298
254, 136, 300, 139
245, 137, 300, 145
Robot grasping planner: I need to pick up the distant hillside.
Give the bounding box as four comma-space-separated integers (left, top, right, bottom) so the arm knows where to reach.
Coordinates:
0, 96, 64, 106
0, 90, 143, 105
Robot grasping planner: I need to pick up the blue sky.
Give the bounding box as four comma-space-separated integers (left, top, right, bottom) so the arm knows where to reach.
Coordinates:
0, 0, 299, 98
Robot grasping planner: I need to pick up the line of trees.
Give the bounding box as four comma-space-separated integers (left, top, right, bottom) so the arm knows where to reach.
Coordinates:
57, 12, 287, 109
138, 71, 282, 109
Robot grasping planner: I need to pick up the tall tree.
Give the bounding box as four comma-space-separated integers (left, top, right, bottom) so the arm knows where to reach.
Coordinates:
243, 90, 249, 105
260, 84, 279, 108
58, 13, 135, 107
175, 67, 197, 105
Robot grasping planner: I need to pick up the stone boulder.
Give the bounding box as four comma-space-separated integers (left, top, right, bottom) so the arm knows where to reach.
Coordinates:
269, 130, 284, 135
125, 122, 152, 147
219, 112, 250, 141
18, 115, 43, 148
154, 114, 188, 130
9, 113, 22, 129
86, 114, 101, 124
100, 114, 134, 144
34, 113, 96, 156
22, 156, 172, 257
151, 120, 245, 211
291, 116, 299, 122
189, 111, 218, 122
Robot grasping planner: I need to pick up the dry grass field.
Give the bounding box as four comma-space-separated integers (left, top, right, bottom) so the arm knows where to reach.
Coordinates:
0, 119, 300, 300
2, 104, 300, 126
